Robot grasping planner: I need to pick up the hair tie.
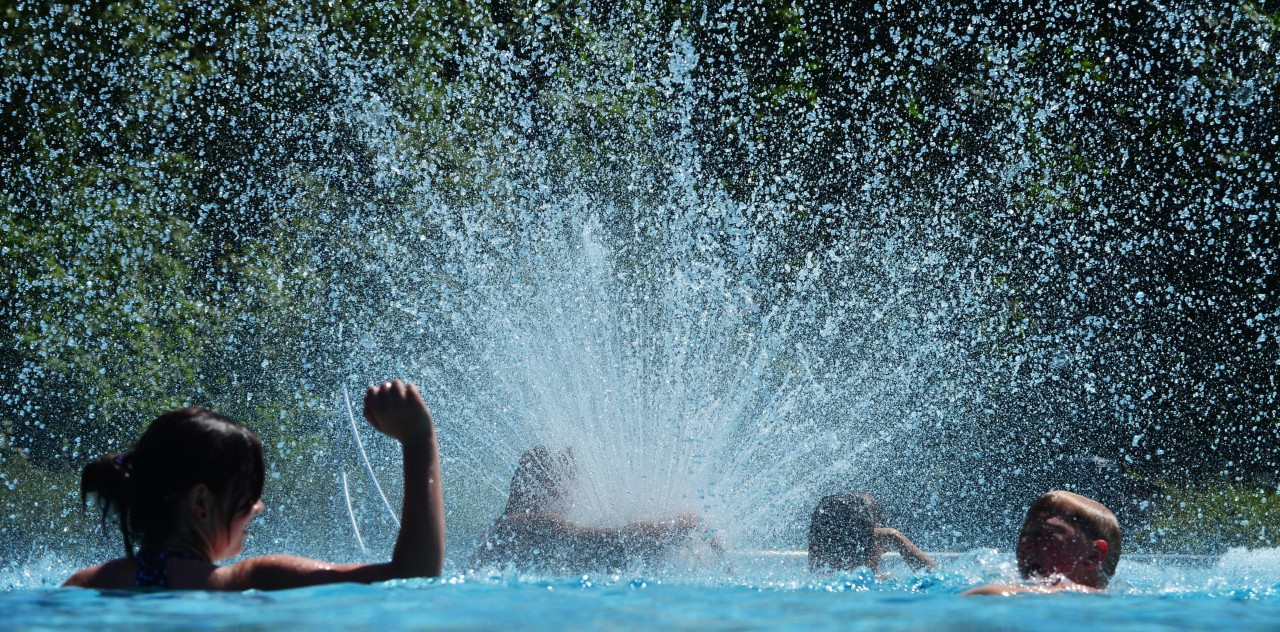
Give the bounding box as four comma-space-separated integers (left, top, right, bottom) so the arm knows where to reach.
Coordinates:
114, 454, 125, 466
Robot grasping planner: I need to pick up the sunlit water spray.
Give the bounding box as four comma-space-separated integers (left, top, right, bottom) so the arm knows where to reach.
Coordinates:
353, 179, 970, 557
337, 131, 977, 568
2, 1, 1277, 587
310, 18, 986, 558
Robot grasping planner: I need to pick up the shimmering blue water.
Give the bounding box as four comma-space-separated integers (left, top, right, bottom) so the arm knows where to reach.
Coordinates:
6, 550, 1280, 630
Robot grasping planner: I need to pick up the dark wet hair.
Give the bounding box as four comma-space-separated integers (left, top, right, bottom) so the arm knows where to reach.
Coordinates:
81, 407, 265, 556
808, 492, 883, 571
505, 445, 576, 514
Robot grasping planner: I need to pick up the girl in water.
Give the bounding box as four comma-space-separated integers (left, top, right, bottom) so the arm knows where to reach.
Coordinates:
64, 380, 444, 590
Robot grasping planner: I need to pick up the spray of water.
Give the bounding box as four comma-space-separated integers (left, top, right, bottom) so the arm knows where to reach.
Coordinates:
2, 1, 1277, 581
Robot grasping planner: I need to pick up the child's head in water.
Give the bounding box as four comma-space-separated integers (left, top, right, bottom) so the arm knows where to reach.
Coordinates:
808, 492, 884, 571
1016, 490, 1121, 588
81, 407, 265, 561
506, 445, 577, 514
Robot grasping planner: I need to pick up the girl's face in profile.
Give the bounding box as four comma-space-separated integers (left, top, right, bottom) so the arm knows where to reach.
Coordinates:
212, 499, 265, 561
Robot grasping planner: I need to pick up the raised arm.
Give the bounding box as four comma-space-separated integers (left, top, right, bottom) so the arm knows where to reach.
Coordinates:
364, 379, 446, 577
223, 380, 444, 590
875, 527, 938, 571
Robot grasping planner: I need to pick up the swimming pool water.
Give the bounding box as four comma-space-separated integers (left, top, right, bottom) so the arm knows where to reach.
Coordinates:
5, 549, 1280, 630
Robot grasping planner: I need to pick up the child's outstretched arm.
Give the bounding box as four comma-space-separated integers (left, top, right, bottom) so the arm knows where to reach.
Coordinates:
620, 512, 702, 544
222, 380, 444, 590
544, 512, 702, 553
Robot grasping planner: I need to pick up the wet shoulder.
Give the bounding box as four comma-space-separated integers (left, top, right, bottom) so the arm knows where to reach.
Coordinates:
63, 558, 136, 589
963, 581, 1100, 596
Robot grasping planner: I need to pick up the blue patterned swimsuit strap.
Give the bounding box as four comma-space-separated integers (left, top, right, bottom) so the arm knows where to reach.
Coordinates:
135, 548, 199, 589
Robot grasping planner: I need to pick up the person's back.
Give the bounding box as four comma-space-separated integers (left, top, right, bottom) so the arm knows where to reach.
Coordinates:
964, 490, 1121, 595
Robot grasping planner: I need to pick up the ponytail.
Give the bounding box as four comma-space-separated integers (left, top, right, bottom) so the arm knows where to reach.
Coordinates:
81, 451, 137, 555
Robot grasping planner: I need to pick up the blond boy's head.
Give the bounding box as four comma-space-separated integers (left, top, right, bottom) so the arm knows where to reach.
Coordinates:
1016, 491, 1122, 588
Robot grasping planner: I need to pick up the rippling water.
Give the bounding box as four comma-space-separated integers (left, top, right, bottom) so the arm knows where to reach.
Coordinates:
7, 550, 1280, 630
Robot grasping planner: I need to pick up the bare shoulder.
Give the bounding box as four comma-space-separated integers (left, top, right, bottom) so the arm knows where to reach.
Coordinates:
63, 559, 134, 589
62, 566, 97, 588
962, 583, 1039, 596
963, 582, 1101, 596
211, 554, 321, 590
213, 554, 381, 591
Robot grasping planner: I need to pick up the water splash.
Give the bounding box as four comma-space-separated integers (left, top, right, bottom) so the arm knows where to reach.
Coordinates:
342, 385, 399, 528
340, 468, 368, 554
1, 1, 1277, 573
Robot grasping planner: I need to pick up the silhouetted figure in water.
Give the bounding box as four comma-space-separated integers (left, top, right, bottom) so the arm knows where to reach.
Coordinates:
808, 492, 936, 576
471, 446, 704, 573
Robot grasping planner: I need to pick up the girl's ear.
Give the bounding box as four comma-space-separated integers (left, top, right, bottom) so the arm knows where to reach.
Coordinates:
187, 484, 213, 520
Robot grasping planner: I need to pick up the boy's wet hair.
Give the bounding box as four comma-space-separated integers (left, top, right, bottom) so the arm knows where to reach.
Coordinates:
81, 408, 265, 556
1028, 490, 1123, 582
808, 491, 883, 571
507, 445, 577, 513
